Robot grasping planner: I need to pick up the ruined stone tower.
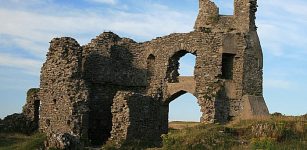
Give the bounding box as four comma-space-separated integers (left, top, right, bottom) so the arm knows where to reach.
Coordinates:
35, 0, 269, 148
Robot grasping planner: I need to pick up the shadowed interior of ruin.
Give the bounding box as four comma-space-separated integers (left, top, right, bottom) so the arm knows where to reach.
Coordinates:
221, 53, 235, 80
83, 44, 148, 145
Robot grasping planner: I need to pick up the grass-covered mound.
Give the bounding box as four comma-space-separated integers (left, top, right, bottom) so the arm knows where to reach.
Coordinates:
0, 132, 45, 150
163, 116, 307, 150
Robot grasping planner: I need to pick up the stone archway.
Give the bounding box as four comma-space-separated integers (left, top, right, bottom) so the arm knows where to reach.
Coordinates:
168, 92, 201, 122
164, 90, 202, 131
166, 77, 196, 104
164, 49, 197, 102
162, 49, 203, 131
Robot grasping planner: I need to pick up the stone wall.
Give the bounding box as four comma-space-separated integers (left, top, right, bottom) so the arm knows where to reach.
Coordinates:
35, 0, 269, 148
39, 37, 89, 149
0, 113, 35, 134
195, 0, 257, 32
23, 88, 40, 129
81, 33, 148, 145
109, 91, 161, 148
82, 32, 147, 87
0, 88, 40, 134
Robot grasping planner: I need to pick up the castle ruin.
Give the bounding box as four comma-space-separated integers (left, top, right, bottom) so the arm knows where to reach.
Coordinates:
23, 0, 269, 148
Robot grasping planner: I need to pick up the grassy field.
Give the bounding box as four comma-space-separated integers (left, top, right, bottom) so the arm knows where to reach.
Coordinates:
0, 115, 306, 149
0, 132, 45, 150
163, 116, 307, 150
169, 121, 200, 130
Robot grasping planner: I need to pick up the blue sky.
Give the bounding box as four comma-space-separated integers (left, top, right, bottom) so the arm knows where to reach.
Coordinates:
0, 0, 306, 121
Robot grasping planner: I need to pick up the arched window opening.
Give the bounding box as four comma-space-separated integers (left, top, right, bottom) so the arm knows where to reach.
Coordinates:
178, 53, 196, 76
166, 50, 196, 83
169, 93, 201, 123
147, 54, 156, 83
212, 0, 234, 15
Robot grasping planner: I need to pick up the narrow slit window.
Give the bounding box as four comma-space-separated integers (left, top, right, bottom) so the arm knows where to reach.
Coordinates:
147, 54, 155, 82
221, 53, 235, 80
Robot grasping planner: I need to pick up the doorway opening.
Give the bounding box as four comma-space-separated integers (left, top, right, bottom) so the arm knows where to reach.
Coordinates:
168, 92, 201, 130
87, 84, 115, 146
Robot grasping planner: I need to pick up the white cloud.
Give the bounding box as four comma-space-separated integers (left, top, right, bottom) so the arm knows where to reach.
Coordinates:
0, 53, 42, 75
0, 1, 194, 46
258, 0, 307, 58
0, 0, 195, 75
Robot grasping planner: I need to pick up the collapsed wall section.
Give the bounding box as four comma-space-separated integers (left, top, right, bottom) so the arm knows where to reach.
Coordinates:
195, 0, 258, 32
39, 37, 89, 149
109, 91, 161, 148
22, 88, 40, 131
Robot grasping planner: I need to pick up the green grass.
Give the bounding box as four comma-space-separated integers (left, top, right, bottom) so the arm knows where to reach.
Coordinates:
162, 116, 307, 150
0, 132, 46, 150
1, 116, 306, 150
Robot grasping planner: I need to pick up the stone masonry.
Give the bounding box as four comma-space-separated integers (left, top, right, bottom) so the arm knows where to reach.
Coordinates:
23, 0, 270, 149
0, 88, 40, 134
22, 88, 40, 129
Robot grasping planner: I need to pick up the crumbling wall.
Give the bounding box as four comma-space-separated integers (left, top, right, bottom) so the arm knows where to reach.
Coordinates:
39, 37, 89, 149
109, 91, 161, 148
23, 88, 40, 129
82, 32, 147, 145
242, 31, 264, 96
82, 32, 147, 87
0, 88, 40, 134
140, 32, 225, 123
0, 113, 36, 134
36, 0, 268, 148
139, 31, 252, 124
195, 0, 258, 32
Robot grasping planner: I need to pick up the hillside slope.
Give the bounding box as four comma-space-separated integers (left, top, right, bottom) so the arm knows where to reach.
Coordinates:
163, 115, 307, 150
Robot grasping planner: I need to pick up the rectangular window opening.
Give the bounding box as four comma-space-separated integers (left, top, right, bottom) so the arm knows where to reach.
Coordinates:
221, 53, 235, 80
